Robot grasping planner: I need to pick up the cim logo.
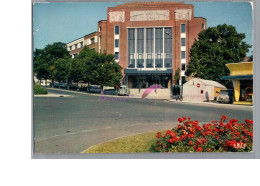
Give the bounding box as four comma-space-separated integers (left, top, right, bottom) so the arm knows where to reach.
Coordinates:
142, 85, 162, 99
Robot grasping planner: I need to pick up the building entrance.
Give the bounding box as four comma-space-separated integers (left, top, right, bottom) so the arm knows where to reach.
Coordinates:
128, 75, 171, 88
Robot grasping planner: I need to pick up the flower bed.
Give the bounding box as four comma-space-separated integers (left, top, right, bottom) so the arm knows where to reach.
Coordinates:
153, 116, 253, 152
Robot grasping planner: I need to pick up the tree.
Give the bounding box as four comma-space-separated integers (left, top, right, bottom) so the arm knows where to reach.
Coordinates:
185, 24, 251, 88
75, 47, 123, 90
33, 42, 70, 86
174, 68, 180, 85
53, 57, 70, 87
90, 53, 122, 89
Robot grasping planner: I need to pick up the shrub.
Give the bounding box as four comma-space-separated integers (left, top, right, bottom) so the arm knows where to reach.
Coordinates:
34, 84, 48, 95
152, 116, 253, 152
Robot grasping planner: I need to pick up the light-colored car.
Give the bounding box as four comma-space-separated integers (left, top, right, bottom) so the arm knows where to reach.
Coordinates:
117, 85, 130, 96
216, 89, 234, 104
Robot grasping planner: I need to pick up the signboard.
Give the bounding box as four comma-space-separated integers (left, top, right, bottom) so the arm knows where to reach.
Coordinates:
197, 83, 200, 88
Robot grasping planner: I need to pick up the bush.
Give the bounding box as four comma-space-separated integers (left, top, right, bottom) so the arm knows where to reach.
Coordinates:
152, 116, 253, 152
34, 84, 48, 95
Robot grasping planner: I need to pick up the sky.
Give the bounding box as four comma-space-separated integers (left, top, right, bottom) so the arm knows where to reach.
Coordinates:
33, 1, 253, 55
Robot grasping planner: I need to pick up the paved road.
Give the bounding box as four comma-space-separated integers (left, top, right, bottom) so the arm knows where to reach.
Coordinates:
33, 88, 253, 154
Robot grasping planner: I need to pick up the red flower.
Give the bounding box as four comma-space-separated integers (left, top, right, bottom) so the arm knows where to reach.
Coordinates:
229, 119, 238, 123
169, 131, 177, 138
156, 132, 161, 138
168, 139, 173, 143
188, 141, 193, 146
187, 133, 195, 138
206, 148, 211, 152
178, 118, 184, 123
221, 115, 228, 121
196, 147, 202, 152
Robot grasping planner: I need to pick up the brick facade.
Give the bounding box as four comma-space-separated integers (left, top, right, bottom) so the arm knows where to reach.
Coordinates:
67, 2, 206, 87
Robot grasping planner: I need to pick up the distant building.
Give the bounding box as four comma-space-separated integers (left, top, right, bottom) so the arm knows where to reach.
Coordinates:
66, 2, 207, 88
67, 32, 98, 58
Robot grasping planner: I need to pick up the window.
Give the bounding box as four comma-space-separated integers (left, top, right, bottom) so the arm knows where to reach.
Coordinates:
115, 39, 119, 48
181, 24, 186, 33
69, 46, 72, 51
80, 42, 83, 48
128, 28, 135, 68
137, 28, 144, 68
181, 51, 186, 59
75, 44, 77, 50
146, 28, 154, 68
155, 28, 163, 68
181, 38, 185, 47
99, 26, 101, 32
99, 36, 101, 53
90, 38, 95, 44
115, 52, 119, 60
181, 63, 185, 71
164, 28, 172, 67
115, 26, 119, 35
202, 24, 205, 29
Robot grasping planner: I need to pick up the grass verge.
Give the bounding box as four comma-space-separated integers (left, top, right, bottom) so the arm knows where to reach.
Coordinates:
83, 130, 166, 153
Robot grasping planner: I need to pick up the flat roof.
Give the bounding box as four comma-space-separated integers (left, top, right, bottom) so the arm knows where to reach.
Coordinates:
220, 75, 253, 80
67, 31, 97, 44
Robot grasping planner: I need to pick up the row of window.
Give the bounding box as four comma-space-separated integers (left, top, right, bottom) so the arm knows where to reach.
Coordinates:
128, 27, 173, 68
114, 26, 120, 61
69, 41, 83, 51
68, 37, 96, 51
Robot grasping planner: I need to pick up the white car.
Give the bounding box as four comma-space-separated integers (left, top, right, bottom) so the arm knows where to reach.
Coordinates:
117, 85, 130, 96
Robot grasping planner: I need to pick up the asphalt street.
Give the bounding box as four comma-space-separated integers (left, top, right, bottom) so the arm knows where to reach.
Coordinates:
33, 88, 253, 154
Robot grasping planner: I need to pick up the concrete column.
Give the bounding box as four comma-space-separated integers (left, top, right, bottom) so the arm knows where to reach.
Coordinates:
234, 80, 240, 102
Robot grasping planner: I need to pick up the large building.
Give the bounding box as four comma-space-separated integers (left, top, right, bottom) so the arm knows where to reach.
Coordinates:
67, 2, 206, 88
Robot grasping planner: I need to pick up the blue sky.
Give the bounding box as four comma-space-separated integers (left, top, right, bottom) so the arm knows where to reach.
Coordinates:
33, 2, 253, 55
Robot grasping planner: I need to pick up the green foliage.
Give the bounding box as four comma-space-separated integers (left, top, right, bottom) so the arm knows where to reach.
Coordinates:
54, 57, 70, 82
33, 42, 70, 81
34, 84, 48, 95
185, 24, 251, 88
174, 68, 180, 85
34, 44, 123, 89
75, 47, 123, 88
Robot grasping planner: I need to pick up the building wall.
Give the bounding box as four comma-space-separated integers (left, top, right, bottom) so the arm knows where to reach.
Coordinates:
101, 2, 206, 84
66, 2, 206, 86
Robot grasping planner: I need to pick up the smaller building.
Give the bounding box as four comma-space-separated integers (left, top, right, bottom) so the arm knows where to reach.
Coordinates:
221, 62, 253, 105
66, 32, 98, 58
183, 78, 226, 102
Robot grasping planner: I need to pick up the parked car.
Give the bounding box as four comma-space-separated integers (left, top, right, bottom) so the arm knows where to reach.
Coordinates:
60, 83, 68, 89
88, 86, 102, 93
69, 84, 78, 90
53, 82, 60, 88
117, 85, 130, 96
216, 89, 234, 104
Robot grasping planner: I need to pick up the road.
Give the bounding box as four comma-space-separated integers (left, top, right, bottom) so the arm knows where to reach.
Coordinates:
33, 88, 253, 154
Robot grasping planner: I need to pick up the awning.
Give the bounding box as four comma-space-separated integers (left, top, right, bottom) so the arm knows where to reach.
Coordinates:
220, 75, 253, 80
124, 68, 172, 75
